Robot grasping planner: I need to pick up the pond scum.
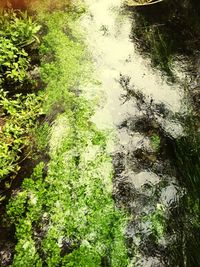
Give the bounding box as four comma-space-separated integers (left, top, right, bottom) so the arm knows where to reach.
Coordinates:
5, 3, 130, 267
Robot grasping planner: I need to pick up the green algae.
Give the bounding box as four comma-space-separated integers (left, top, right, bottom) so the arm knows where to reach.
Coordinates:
7, 7, 129, 267
150, 134, 160, 152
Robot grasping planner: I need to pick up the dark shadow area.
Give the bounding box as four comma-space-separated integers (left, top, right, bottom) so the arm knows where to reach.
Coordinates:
168, 116, 200, 267
128, 0, 200, 77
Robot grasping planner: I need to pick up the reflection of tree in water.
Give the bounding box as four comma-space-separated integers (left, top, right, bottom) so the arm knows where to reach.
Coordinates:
130, 0, 200, 76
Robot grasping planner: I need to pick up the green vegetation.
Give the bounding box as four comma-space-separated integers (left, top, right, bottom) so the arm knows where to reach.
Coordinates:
146, 28, 172, 75
0, 10, 40, 84
0, 10, 42, 185
145, 203, 166, 240
0, 90, 43, 180
34, 122, 50, 151
7, 8, 129, 266
150, 133, 160, 152
171, 127, 200, 266
133, 17, 173, 76
132, 0, 200, 77
1, 1, 200, 266
8, 109, 128, 266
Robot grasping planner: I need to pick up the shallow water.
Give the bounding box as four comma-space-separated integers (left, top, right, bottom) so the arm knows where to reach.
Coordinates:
81, 0, 189, 265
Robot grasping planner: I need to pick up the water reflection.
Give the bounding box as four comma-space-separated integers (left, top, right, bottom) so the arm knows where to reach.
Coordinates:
81, 0, 199, 265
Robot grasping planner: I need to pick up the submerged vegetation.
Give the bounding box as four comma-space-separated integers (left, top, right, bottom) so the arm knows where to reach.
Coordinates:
169, 117, 200, 266
2, 5, 129, 266
7, 105, 129, 266
131, 0, 200, 77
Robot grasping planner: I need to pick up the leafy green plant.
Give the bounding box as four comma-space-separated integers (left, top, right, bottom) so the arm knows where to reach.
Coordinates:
0, 10, 41, 47
0, 90, 44, 180
0, 37, 29, 83
0, 10, 41, 84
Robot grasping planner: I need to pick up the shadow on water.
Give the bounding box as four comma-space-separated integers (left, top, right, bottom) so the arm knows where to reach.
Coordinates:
122, 0, 200, 265
168, 115, 200, 267
128, 0, 200, 78
80, 0, 200, 265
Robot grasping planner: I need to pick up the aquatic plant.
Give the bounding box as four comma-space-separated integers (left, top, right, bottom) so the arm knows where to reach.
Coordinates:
165, 110, 200, 266
6, 9, 129, 266
147, 203, 166, 240
150, 133, 160, 152
132, 16, 173, 76
131, 0, 200, 79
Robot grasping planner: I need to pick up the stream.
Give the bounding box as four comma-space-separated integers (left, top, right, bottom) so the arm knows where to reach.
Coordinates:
81, 0, 197, 266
